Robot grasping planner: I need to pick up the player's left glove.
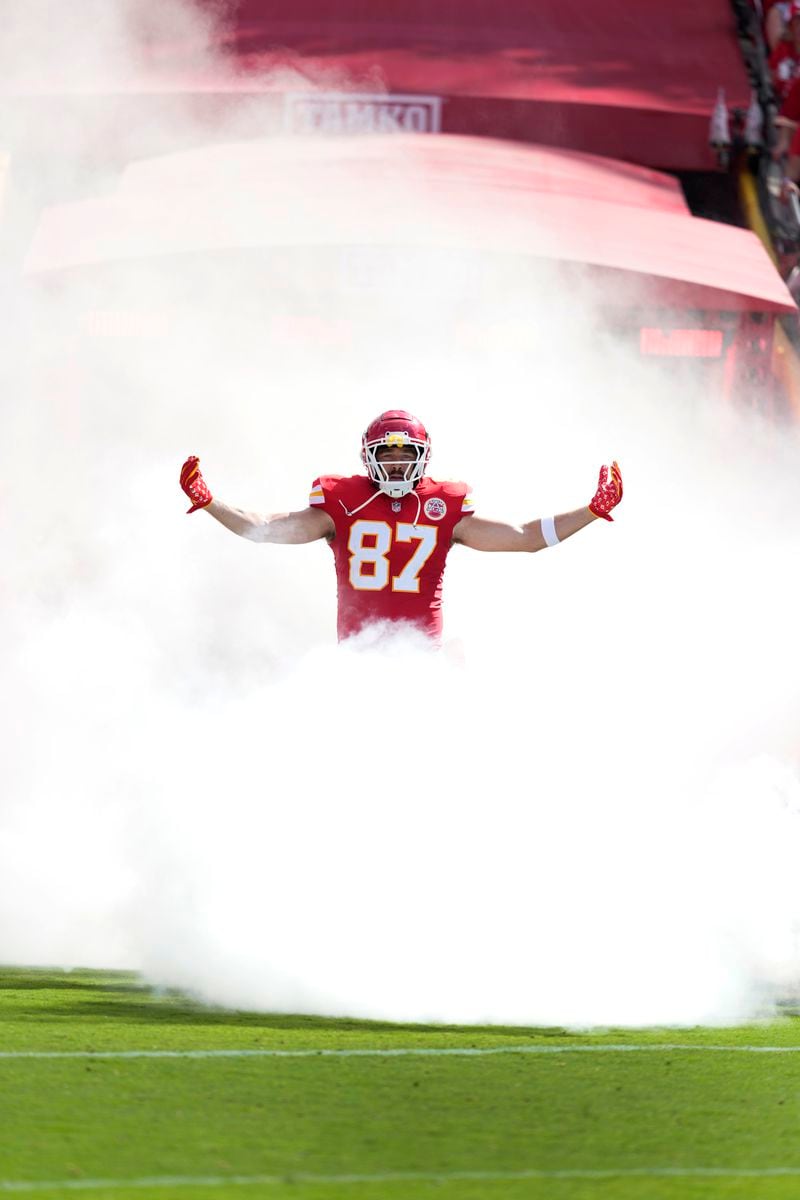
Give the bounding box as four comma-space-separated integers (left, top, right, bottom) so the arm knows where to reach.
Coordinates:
588, 461, 622, 522
180, 455, 213, 514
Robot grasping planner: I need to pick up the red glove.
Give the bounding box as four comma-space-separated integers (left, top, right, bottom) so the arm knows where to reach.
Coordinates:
180, 455, 213, 514
588, 461, 623, 522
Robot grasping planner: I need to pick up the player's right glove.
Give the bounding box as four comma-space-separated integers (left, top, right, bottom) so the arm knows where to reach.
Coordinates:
588, 461, 623, 521
180, 455, 213, 514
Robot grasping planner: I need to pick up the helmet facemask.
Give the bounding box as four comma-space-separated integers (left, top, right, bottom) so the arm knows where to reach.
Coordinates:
362, 433, 429, 499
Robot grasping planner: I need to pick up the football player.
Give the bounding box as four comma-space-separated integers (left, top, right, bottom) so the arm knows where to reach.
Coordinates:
180, 410, 622, 642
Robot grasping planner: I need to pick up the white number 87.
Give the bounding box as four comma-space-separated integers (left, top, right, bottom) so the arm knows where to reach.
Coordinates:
347, 520, 438, 593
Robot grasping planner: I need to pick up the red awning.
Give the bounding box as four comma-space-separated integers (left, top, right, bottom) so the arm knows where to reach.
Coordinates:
23, 135, 793, 313
5, 1, 752, 172
209, 0, 753, 170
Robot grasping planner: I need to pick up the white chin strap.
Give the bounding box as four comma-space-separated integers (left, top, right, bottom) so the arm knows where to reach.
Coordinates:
378, 477, 415, 499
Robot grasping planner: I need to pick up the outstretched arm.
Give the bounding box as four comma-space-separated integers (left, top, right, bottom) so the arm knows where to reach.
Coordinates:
453, 506, 596, 552
206, 499, 333, 543
452, 462, 622, 553
179, 456, 333, 544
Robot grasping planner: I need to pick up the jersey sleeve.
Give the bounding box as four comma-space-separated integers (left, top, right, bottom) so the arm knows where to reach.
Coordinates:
441, 479, 475, 519
308, 475, 343, 511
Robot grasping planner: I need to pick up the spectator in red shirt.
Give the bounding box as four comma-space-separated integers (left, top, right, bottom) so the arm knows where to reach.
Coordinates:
773, 66, 800, 183
770, 0, 800, 98
764, 0, 793, 51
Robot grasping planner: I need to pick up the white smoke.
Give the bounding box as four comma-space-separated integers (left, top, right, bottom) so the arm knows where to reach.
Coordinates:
2, 0, 800, 1027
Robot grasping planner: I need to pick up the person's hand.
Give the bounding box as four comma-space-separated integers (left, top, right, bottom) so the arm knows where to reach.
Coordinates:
588, 462, 622, 522
180, 455, 213, 514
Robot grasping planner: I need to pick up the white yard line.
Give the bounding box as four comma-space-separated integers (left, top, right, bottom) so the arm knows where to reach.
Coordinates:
1, 1043, 800, 1060
4, 1166, 800, 1191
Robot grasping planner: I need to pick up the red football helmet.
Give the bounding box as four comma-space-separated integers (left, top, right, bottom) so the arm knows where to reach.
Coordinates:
361, 410, 431, 498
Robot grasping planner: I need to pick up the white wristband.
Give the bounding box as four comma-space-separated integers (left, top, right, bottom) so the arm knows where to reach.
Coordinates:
541, 516, 560, 547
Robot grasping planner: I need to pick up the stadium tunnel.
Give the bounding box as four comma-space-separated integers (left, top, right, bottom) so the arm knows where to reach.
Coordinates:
17, 133, 798, 417
4, 0, 800, 415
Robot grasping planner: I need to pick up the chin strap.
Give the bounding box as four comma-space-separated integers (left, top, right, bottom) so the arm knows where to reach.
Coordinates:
339, 491, 382, 519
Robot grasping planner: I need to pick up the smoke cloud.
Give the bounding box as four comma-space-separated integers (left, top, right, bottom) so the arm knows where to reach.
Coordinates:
2, 0, 800, 1027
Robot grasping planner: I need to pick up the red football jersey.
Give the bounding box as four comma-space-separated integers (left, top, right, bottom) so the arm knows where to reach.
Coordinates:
309, 474, 474, 641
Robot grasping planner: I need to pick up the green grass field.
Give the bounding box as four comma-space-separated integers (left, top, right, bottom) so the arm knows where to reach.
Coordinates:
2, 969, 800, 1199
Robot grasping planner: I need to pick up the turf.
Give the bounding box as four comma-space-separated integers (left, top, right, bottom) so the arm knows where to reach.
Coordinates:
1, 968, 800, 1198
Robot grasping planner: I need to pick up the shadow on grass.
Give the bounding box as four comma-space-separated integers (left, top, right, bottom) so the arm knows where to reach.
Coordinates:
13, 967, 798, 1039
0, 967, 142, 993
0, 966, 573, 1038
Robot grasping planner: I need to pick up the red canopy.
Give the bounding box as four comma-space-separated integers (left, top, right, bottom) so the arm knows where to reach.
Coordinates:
5, 1, 752, 172
24, 134, 794, 313
206, 0, 752, 170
